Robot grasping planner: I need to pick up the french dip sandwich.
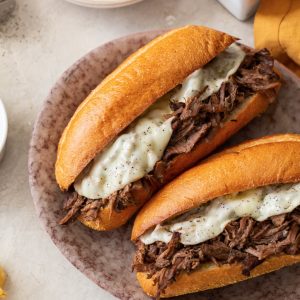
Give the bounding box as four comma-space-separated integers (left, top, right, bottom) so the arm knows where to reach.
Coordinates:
132, 134, 300, 298
55, 25, 280, 230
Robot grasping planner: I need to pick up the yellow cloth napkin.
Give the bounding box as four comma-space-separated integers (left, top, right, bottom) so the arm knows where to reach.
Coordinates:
254, 0, 300, 77
0, 266, 6, 298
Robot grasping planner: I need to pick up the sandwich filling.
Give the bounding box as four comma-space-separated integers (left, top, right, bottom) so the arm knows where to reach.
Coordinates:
133, 183, 300, 298
60, 45, 280, 224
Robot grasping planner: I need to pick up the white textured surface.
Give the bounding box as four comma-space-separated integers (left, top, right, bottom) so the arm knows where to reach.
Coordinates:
0, 1, 253, 299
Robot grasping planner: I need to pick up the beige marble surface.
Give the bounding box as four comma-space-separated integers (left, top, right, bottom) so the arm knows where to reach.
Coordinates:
0, 1, 253, 299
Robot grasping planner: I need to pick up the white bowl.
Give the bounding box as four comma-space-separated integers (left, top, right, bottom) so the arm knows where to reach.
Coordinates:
65, 0, 143, 8
0, 99, 8, 163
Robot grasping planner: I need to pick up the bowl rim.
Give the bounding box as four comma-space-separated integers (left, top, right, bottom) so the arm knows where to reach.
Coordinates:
0, 98, 8, 160
65, 0, 143, 9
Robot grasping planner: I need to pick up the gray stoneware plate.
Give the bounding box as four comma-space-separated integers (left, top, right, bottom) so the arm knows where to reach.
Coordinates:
29, 30, 300, 300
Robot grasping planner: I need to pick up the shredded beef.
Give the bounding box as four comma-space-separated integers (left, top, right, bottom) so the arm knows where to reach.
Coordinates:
80, 198, 108, 221
133, 207, 300, 298
60, 47, 280, 224
59, 193, 108, 224
109, 183, 137, 212
59, 175, 160, 224
163, 47, 279, 159
59, 193, 85, 225
271, 214, 286, 226
235, 48, 280, 92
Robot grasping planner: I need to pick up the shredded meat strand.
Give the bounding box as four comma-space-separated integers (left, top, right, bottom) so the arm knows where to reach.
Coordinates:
59, 193, 85, 225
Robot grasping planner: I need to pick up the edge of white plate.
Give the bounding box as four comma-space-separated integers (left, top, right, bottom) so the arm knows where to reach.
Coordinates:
65, 0, 143, 8
0, 98, 8, 163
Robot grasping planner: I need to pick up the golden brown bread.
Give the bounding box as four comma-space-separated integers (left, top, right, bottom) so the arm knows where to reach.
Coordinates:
55, 25, 236, 191
132, 134, 300, 240
79, 90, 280, 231
137, 254, 300, 298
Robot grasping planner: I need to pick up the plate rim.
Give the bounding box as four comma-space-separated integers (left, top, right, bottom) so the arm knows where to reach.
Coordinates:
28, 29, 300, 300
0, 98, 8, 162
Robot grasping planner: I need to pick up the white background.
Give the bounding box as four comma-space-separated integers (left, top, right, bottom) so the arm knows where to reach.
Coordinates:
0, 0, 253, 299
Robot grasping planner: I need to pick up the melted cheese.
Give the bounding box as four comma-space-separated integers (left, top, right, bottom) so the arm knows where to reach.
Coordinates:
74, 97, 173, 199
141, 183, 300, 245
75, 44, 245, 199
172, 43, 245, 102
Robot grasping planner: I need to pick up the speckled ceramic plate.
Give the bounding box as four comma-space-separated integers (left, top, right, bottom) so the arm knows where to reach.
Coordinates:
29, 30, 300, 300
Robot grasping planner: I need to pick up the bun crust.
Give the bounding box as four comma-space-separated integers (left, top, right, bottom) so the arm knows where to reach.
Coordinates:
79, 89, 279, 231
137, 254, 300, 298
132, 134, 300, 240
55, 25, 236, 190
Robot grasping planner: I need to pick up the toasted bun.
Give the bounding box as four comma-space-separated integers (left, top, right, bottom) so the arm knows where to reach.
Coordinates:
78, 89, 280, 231
132, 134, 300, 240
55, 25, 236, 190
78, 207, 136, 231
137, 254, 300, 298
